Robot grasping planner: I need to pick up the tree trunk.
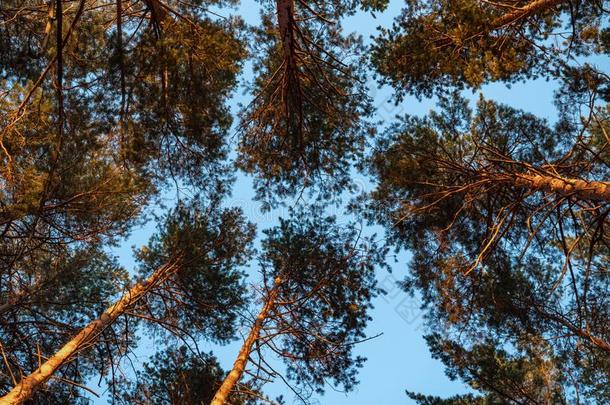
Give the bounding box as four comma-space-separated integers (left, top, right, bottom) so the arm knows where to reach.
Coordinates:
144, 0, 168, 36
41, 0, 55, 49
210, 277, 282, 405
276, 0, 295, 60
514, 173, 610, 201
491, 0, 566, 29
0, 259, 181, 405
433, 0, 566, 49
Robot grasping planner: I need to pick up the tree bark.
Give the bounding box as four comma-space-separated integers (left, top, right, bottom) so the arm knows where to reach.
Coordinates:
514, 173, 610, 201
276, 0, 295, 60
210, 277, 282, 405
143, 0, 168, 36
0, 259, 181, 405
41, 0, 55, 49
491, 0, 566, 29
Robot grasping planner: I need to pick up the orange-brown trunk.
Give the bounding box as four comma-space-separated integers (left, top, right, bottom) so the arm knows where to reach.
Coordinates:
210, 277, 282, 405
515, 173, 610, 201
0, 259, 180, 405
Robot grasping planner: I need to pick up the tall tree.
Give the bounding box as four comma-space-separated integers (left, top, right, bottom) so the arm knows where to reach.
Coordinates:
0, 2, 247, 400
0, 258, 182, 404
363, 91, 609, 402
0, 0, 246, 289
372, 0, 608, 98
363, 1, 610, 401
0, 247, 130, 404
0, 200, 255, 403
133, 200, 256, 344
211, 210, 385, 404
237, 1, 385, 204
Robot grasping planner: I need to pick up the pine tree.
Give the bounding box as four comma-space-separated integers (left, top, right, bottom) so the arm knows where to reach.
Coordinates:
364, 1, 610, 399
0, 2, 248, 401
0, 200, 255, 402
1, 0, 607, 403
211, 210, 385, 404
371, 0, 607, 98
237, 1, 383, 204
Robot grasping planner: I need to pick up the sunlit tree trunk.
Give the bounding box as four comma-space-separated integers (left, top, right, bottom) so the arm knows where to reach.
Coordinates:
514, 173, 610, 201
210, 277, 282, 405
0, 259, 181, 405
491, 0, 566, 29
434, 0, 566, 48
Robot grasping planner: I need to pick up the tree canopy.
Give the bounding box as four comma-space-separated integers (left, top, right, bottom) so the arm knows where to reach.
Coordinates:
0, 0, 608, 404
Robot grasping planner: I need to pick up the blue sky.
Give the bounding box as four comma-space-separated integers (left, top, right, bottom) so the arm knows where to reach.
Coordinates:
99, 1, 602, 404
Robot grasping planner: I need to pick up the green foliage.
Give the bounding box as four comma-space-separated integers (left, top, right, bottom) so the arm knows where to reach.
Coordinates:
371, 0, 607, 98
360, 0, 390, 13
0, 0, 608, 403
365, 94, 559, 253
136, 200, 256, 343
256, 209, 386, 397
364, 92, 610, 403
423, 334, 567, 404
0, 247, 130, 399
0, 2, 246, 250
114, 346, 251, 405
0, 3, 249, 399
406, 391, 496, 405
237, 6, 373, 205
123, 16, 247, 192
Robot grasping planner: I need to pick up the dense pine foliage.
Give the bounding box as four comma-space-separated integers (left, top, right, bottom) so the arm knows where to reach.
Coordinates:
0, 1, 607, 404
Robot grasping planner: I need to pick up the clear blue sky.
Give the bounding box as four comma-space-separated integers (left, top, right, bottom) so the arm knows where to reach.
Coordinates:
99, 1, 589, 404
